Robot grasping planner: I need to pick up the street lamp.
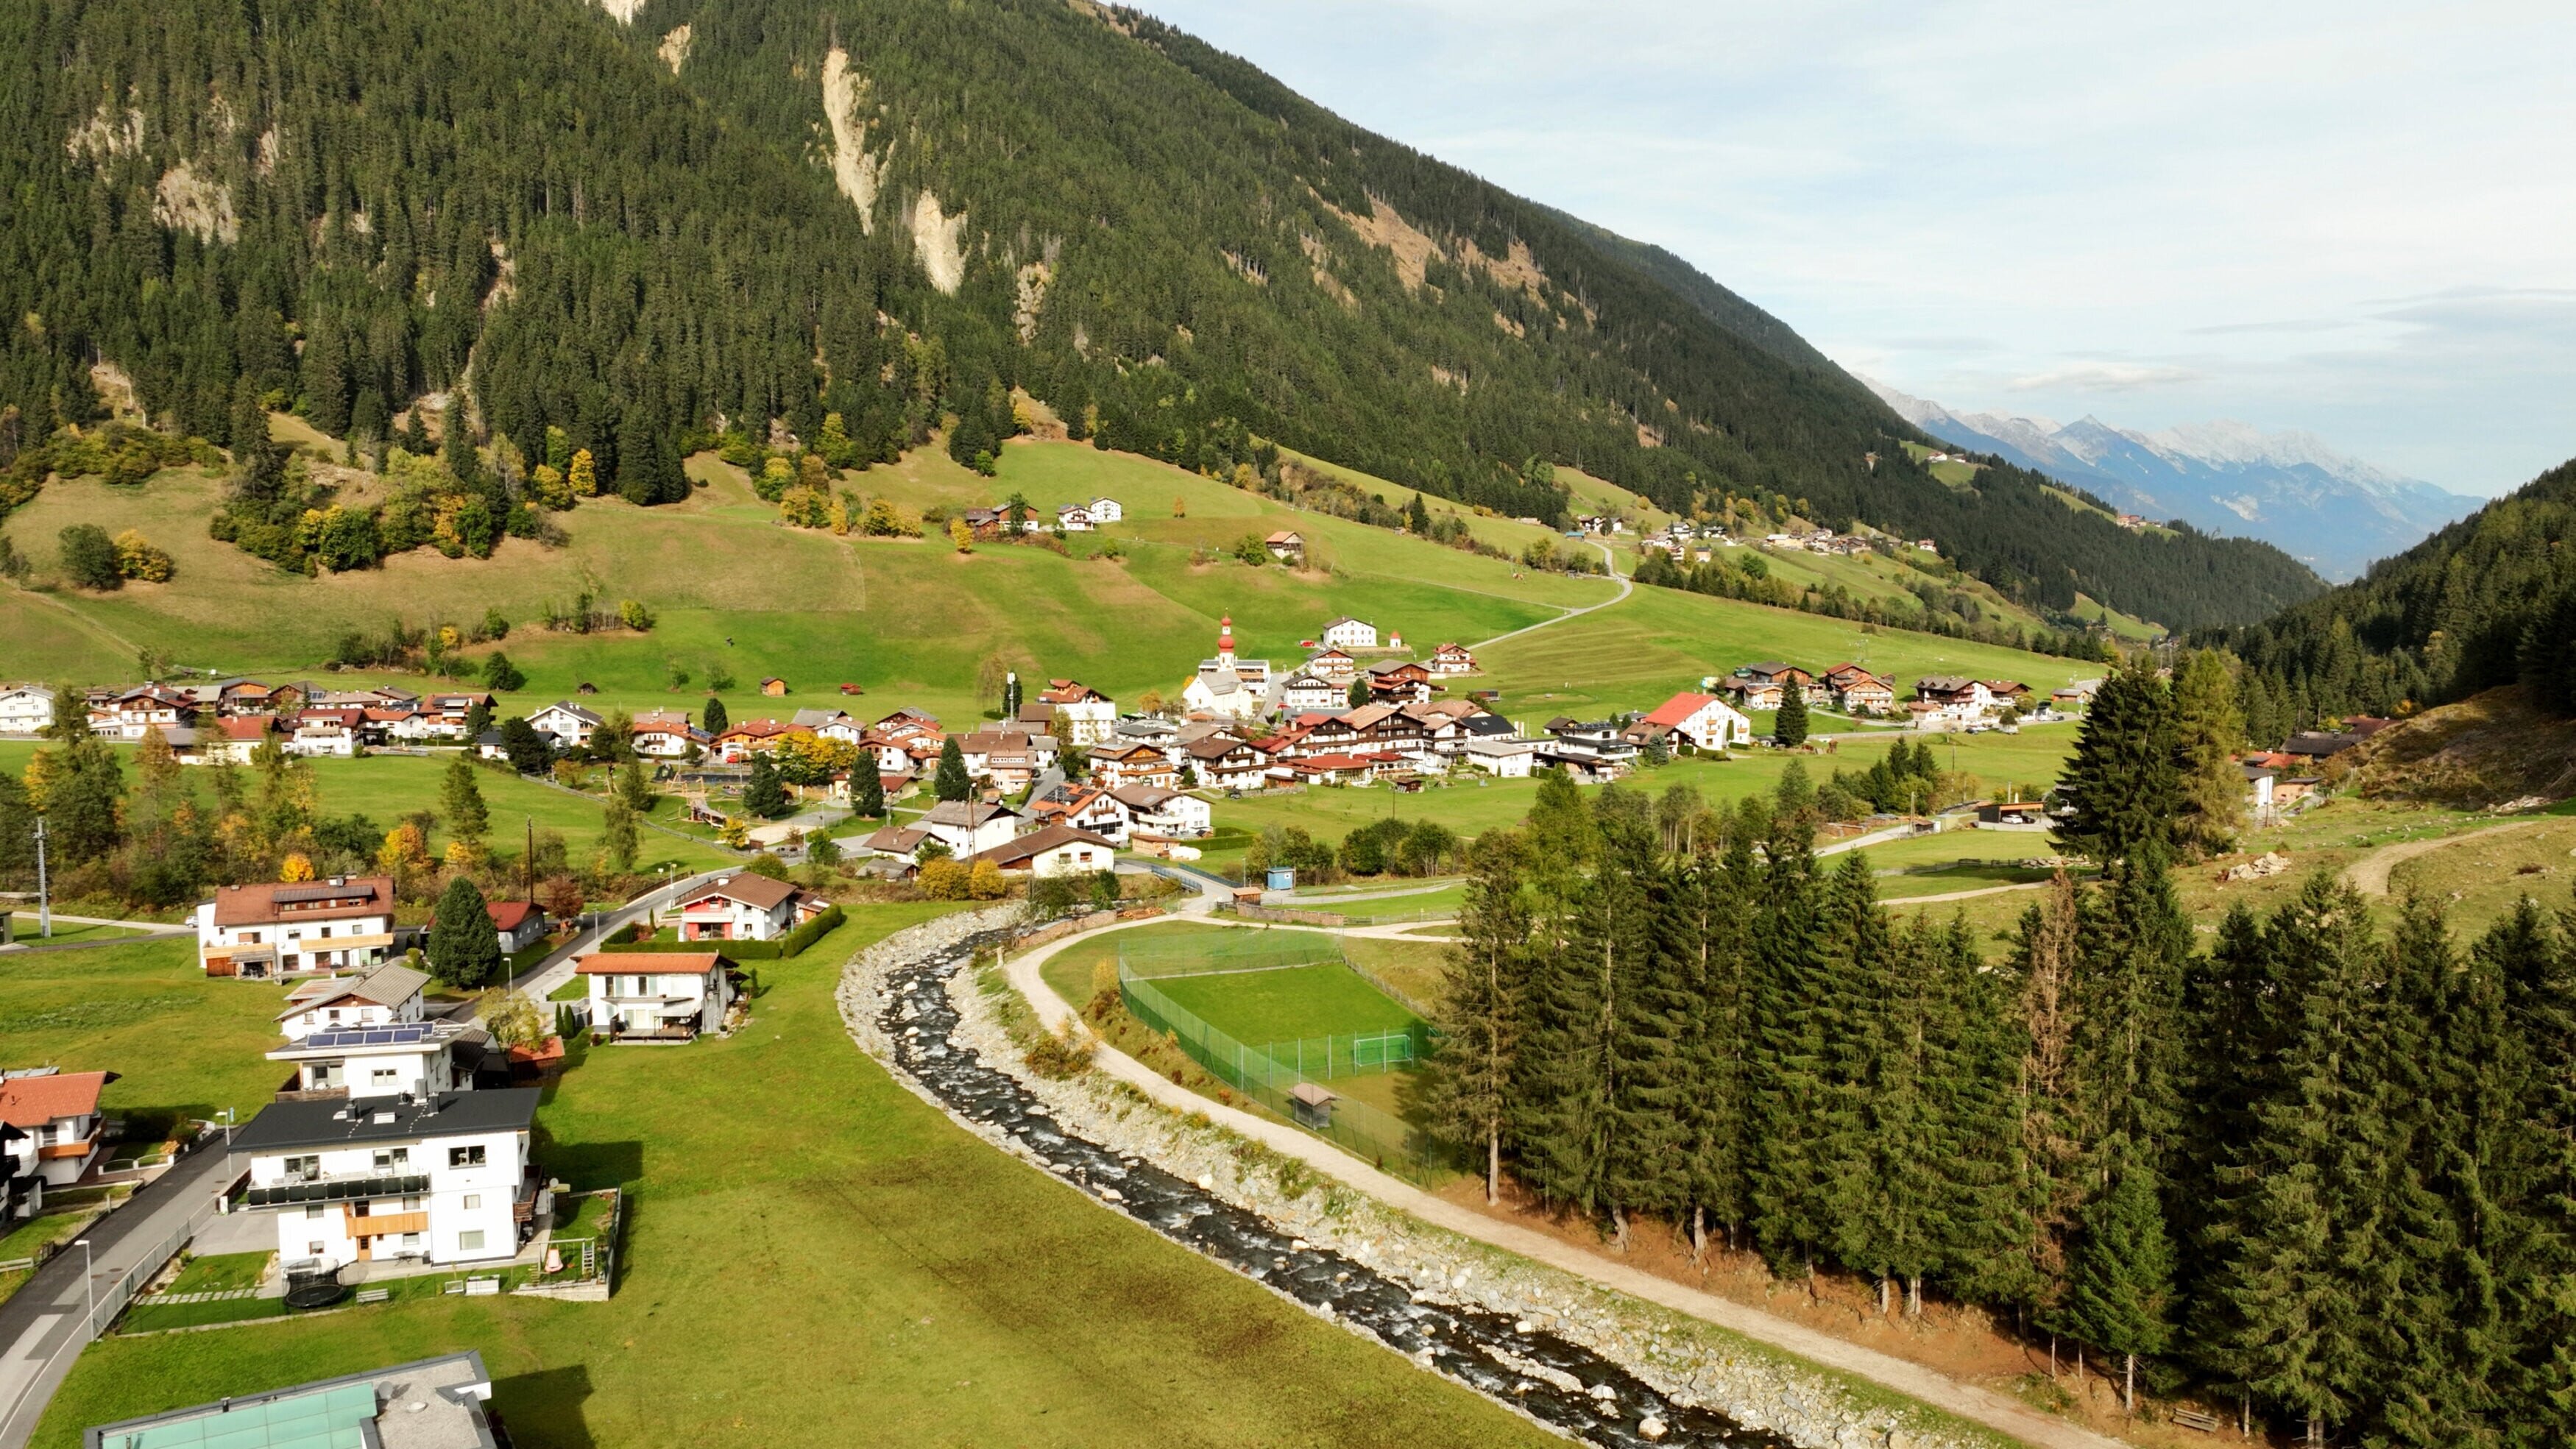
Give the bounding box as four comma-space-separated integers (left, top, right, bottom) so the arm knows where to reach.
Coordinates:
75, 1239, 93, 1329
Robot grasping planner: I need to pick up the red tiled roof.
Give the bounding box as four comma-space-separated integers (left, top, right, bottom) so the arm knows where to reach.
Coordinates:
574, 952, 725, 976
1641, 693, 1726, 729
685, 873, 800, 910
0, 1070, 116, 1127
487, 900, 545, 932
208, 876, 394, 929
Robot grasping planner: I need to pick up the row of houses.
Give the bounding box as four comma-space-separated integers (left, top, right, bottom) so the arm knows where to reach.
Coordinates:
1183, 616, 1475, 723
0, 679, 503, 758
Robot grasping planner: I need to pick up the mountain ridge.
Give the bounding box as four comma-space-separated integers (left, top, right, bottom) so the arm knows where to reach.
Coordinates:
1867, 380, 2476, 579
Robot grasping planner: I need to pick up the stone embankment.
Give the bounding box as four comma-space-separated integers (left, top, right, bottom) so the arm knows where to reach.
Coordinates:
837, 907, 2023, 1449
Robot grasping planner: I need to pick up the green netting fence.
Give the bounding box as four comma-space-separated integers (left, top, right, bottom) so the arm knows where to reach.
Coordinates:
1117, 965, 1449, 1183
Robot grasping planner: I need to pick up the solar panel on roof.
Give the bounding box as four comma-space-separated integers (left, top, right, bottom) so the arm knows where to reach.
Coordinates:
271, 882, 374, 904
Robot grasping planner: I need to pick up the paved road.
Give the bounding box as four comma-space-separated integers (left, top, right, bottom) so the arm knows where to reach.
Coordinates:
508, 868, 731, 1002
0, 1143, 239, 1449
1001, 916, 2118, 1449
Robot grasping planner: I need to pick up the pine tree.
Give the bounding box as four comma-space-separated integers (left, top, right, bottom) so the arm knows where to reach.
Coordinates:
1665, 835, 1753, 1257
744, 754, 790, 818
2073, 844, 2192, 1175
701, 696, 728, 736
2488, 899, 2576, 1443
2170, 650, 2248, 860
1933, 910, 2034, 1308
47, 737, 126, 865
2054, 663, 2178, 862
2011, 872, 2088, 1311
1747, 828, 1836, 1280
1406, 492, 1432, 534
428, 875, 503, 989
440, 754, 489, 849
1774, 681, 1809, 747
1347, 676, 1371, 709
1427, 829, 1531, 1205
852, 765, 886, 819
1597, 804, 1685, 1249
2062, 1146, 2176, 1413
933, 737, 971, 802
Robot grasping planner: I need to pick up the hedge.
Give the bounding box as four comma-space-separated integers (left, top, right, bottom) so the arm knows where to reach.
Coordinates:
595, 905, 845, 961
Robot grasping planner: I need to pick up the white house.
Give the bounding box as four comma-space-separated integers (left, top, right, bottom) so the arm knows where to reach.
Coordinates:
1635, 692, 1753, 751
1035, 679, 1117, 746
788, 708, 866, 745
1110, 784, 1212, 838
1088, 496, 1124, 524
673, 873, 822, 943
575, 952, 734, 1041
276, 962, 430, 1044
920, 800, 1025, 858
197, 876, 399, 979
1304, 648, 1357, 684
1055, 504, 1094, 532
0, 684, 55, 736
1276, 673, 1344, 714
1319, 616, 1379, 651
283, 710, 361, 757
526, 701, 604, 748
972, 824, 1118, 878
0, 1069, 116, 1188
268, 1018, 479, 1099
235, 1088, 540, 1272
631, 712, 707, 757
1428, 642, 1476, 676
1459, 737, 1540, 778
487, 900, 548, 953
89, 685, 197, 740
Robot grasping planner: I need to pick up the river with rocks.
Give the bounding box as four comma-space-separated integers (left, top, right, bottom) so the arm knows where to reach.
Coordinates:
855, 918, 1791, 1449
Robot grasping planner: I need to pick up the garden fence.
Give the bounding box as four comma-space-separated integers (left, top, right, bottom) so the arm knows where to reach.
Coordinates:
1117, 966, 1446, 1183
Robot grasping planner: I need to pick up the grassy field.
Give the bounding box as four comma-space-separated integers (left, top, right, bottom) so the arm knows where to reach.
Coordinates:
38, 904, 1559, 1449
0, 936, 290, 1133
1153, 962, 1423, 1047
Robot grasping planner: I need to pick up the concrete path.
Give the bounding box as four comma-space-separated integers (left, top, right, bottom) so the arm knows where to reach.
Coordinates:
1467, 538, 1631, 653
0, 1143, 238, 1449
2342, 818, 2548, 896
1002, 917, 2116, 1449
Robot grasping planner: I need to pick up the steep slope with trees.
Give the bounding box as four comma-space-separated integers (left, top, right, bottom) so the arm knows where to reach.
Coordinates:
0, 0, 2314, 631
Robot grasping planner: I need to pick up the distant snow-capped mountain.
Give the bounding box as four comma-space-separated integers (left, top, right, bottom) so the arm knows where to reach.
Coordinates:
1867, 381, 2477, 580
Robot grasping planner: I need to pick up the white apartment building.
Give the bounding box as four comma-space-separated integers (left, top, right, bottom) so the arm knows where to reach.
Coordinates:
1087, 495, 1124, 523
1318, 616, 1379, 651
236, 1088, 540, 1272
525, 701, 603, 748
276, 963, 430, 1043
574, 952, 735, 1041
197, 876, 399, 979
269, 1019, 480, 1099
1034, 679, 1117, 746
673, 872, 824, 943
0, 684, 54, 735
1275, 673, 1343, 714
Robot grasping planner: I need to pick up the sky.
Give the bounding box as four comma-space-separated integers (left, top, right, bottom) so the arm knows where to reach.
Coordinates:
1129, 1, 2576, 497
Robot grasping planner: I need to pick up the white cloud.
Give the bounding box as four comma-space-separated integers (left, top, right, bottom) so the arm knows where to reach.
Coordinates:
1129, 0, 2576, 495
2009, 364, 2209, 393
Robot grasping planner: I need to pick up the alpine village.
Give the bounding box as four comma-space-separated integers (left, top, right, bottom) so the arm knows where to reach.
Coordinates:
0, 4, 2569, 1448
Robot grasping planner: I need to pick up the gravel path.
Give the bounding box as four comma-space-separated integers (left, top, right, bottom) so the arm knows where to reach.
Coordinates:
2342, 818, 2547, 896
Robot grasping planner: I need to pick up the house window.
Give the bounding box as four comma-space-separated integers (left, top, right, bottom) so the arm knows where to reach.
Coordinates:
374, 1148, 409, 1169
308, 1241, 327, 1255
306, 1205, 325, 1219
449, 1145, 486, 1167
459, 1230, 486, 1252
370, 1067, 399, 1086
285, 1155, 321, 1182
463, 1194, 481, 1210
403, 1195, 424, 1211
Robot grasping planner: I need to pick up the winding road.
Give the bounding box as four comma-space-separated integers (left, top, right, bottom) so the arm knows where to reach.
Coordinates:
1468, 538, 1632, 653
2341, 818, 2549, 896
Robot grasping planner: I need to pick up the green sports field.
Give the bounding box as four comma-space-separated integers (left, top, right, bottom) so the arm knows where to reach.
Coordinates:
1153, 961, 1423, 1047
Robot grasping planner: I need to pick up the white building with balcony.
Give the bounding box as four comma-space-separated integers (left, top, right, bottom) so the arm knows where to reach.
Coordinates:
196, 876, 398, 979
673, 873, 825, 943
234, 1088, 541, 1273
0, 1069, 116, 1189
574, 952, 735, 1041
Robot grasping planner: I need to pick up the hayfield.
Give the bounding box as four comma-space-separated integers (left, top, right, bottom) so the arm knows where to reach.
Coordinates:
0, 936, 288, 1133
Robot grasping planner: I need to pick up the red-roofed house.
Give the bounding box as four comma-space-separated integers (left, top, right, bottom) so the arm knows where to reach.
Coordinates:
194, 876, 398, 979
573, 953, 735, 1041
713, 718, 809, 763
0, 1069, 118, 1187
486, 901, 550, 953
1632, 693, 1752, 751
673, 873, 824, 942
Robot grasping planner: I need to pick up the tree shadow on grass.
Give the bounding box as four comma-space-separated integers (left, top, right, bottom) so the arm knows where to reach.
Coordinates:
492, 1364, 597, 1449
535, 1136, 643, 1194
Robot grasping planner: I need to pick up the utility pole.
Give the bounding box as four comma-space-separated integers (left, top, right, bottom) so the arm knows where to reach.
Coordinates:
525, 816, 536, 907
34, 815, 50, 938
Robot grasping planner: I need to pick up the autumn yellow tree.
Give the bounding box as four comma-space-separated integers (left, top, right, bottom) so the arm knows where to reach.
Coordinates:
567, 448, 598, 496
918, 857, 970, 900
966, 859, 1007, 900
112, 529, 174, 581
949, 517, 974, 553
280, 851, 316, 882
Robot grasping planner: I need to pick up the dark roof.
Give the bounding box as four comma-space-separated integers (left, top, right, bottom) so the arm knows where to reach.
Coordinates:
1457, 714, 1516, 737
234, 1088, 540, 1154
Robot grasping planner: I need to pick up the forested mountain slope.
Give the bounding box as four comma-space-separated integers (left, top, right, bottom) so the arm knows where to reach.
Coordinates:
2198, 456, 2576, 729
0, 0, 2316, 630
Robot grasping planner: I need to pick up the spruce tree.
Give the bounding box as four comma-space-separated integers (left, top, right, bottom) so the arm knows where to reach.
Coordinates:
1932, 910, 2033, 1308
2053, 662, 2178, 862
933, 737, 971, 802
2488, 898, 2576, 1442
2073, 844, 2192, 1175
1406, 492, 1432, 534
2011, 873, 2088, 1311
1598, 806, 1686, 1249
1774, 680, 1809, 747
2062, 1146, 2176, 1413
2170, 650, 2248, 860
1428, 829, 1531, 1204
440, 754, 489, 848
1666, 835, 1754, 1257
743, 754, 790, 818
1747, 827, 1836, 1279
701, 696, 728, 736
428, 875, 503, 989
1855, 911, 1947, 1314
852, 765, 886, 819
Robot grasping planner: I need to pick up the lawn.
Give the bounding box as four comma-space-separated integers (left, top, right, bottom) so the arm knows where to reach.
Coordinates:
163, 1251, 272, 1294
36, 903, 1559, 1449
1, 1212, 93, 1305
1153, 963, 1423, 1048
0, 936, 291, 1133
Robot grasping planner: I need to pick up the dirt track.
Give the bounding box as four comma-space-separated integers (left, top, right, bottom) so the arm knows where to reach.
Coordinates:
2342, 818, 2547, 896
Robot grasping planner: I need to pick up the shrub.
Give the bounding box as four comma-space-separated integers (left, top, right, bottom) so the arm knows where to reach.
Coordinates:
57, 524, 121, 589
619, 598, 654, 631
918, 857, 970, 899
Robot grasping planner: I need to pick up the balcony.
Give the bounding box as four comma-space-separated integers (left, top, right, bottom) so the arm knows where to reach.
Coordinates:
244, 1171, 430, 1207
